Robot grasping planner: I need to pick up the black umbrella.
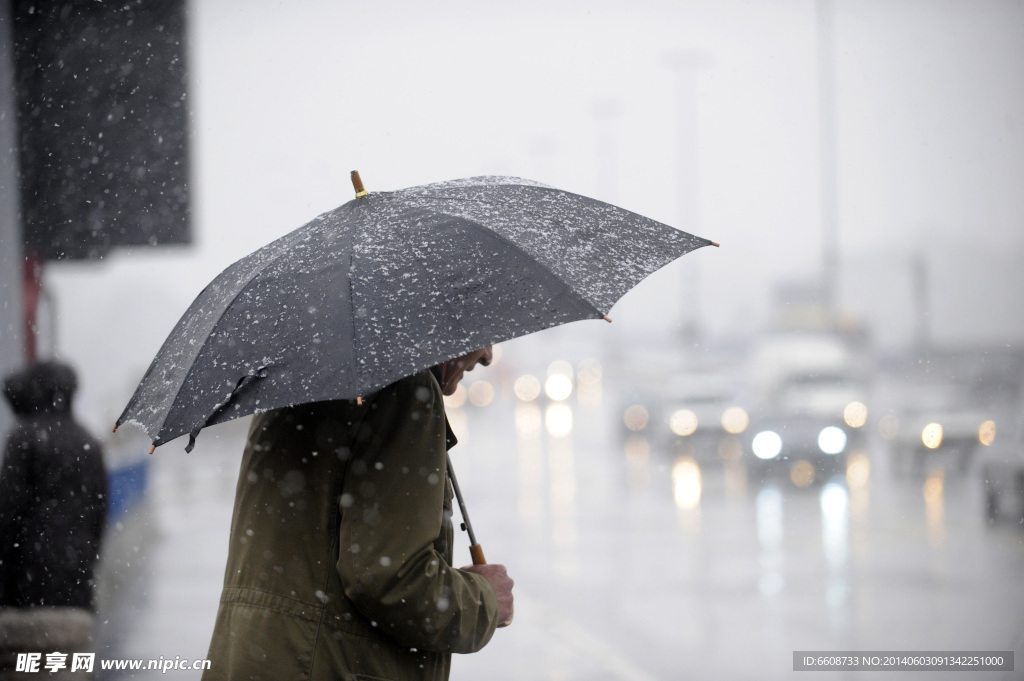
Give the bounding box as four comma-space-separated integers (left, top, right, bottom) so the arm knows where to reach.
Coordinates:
115, 173, 716, 453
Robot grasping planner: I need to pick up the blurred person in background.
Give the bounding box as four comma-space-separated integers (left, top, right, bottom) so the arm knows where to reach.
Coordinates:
0, 362, 107, 680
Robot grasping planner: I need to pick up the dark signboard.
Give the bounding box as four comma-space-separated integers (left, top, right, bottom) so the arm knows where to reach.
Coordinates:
13, 0, 191, 260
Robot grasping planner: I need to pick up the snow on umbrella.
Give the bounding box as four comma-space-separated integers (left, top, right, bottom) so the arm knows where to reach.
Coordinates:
115, 172, 717, 452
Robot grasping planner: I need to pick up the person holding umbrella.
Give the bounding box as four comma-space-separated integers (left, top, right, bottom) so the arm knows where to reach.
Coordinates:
116, 173, 714, 679
203, 347, 512, 681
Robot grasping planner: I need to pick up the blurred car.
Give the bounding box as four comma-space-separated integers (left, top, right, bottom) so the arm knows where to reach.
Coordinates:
743, 371, 869, 487
890, 410, 992, 475
886, 379, 994, 476
659, 376, 749, 464
977, 410, 1024, 525
880, 346, 1022, 478
744, 415, 853, 485
616, 370, 750, 464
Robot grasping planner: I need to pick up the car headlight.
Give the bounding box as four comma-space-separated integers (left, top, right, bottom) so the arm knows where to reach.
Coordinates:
721, 407, 749, 434
752, 430, 783, 460
623, 405, 649, 431
818, 426, 847, 455
670, 409, 698, 436
843, 401, 868, 428
921, 422, 943, 449
978, 420, 996, 446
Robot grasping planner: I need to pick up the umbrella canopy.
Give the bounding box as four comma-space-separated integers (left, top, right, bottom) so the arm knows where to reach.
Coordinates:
116, 175, 716, 451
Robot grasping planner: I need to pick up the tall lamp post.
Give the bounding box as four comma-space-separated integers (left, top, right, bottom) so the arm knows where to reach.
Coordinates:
666, 50, 710, 342
817, 0, 841, 317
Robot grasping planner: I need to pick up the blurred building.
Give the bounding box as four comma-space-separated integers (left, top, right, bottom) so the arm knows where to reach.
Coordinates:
0, 0, 191, 437
1, 2, 23, 439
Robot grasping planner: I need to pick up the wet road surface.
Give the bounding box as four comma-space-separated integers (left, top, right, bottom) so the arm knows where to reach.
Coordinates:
94, 364, 1024, 680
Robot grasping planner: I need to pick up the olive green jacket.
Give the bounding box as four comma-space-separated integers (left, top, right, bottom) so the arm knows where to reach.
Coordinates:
203, 371, 498, 681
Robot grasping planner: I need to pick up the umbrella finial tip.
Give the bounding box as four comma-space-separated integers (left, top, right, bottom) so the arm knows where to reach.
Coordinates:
112, 424, 118, 433
711, 241, 720, 247
351, 170, 368, 198
603, 316, 613, 323
148, 444, 156, 455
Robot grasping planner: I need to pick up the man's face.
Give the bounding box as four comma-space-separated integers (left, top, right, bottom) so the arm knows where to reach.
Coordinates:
437, 346, 493, 396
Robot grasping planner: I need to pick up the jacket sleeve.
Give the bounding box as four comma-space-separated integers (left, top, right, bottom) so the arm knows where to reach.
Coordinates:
335, 372, 499, 654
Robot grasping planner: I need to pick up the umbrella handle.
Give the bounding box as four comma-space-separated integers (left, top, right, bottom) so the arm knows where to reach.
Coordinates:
469, 543, 513, 627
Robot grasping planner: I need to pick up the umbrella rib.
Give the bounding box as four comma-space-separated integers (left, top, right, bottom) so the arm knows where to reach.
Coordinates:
346, 208, 602, 396
405, 186, 662, 316
145, 226, 321, 445
341, 216, 360, 398
456, 215, 606, 319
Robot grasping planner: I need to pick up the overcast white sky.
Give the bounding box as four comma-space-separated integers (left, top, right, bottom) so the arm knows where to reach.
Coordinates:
44, 0, 1024, 434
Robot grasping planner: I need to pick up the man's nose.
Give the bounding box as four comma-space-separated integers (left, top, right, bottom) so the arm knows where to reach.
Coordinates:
479, 346, 494, 366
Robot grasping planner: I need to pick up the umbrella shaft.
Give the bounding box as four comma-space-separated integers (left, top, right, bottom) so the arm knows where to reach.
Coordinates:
445, 453, 478, 546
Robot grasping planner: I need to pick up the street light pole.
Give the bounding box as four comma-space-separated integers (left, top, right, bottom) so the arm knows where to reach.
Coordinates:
667, 50, 708, 342
817, 0, 840, 317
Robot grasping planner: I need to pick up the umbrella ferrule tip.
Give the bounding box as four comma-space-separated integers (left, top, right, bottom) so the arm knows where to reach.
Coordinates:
351, 170, 369, 198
